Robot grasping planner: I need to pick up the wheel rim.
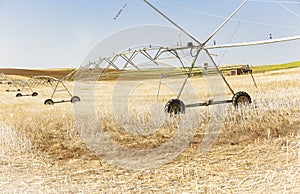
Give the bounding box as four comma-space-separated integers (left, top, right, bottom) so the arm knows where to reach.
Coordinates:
237, 96, 250, 104
170, 104, 181, 113
44, 99, 54, 105
165, 99, 185, 114
71, 96, 80, 103
232, 91, 252, 108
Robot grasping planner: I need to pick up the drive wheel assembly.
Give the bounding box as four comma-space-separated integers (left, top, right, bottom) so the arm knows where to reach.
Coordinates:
16, 93, 22, 97
232, 91, 251, 107
32, 92, 38, 97
44, 99, 54, 105
71, 96, 81, 103
164, 99, 186, 114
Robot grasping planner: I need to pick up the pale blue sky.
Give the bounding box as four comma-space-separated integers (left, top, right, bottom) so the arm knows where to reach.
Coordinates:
0, 0, 300, 68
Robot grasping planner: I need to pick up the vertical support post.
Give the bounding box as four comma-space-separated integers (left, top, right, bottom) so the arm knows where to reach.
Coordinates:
177, 74, 189, 99
156, 74, 164, 101
204, 49, 235, 95
50, 81, 60, 99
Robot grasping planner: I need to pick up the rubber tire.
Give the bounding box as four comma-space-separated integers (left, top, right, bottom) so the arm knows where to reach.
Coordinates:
71, 96, 80, 103
32, 92, 38, 97
164, 99, 186, 114
232, 91, 251, 107
16, 93, 22, 97
44, 99, 54, 105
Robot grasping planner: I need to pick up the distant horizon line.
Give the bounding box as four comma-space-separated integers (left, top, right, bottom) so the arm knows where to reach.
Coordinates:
1, 59, 299, 70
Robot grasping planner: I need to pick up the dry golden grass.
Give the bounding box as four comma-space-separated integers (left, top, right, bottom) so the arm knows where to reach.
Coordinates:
0, 68, 75, 79
0, 68, 299, 193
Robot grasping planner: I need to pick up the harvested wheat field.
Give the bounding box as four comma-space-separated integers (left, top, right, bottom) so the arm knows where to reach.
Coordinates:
0, 67, 299, 193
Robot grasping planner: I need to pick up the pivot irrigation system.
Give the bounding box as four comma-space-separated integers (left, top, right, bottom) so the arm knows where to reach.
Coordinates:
28, 75, 80, 105
77, 0, 300, 114
4, 77, 38, 97
1, 69, 80, 104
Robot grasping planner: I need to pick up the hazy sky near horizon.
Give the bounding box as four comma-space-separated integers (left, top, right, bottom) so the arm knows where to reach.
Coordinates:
0, 0, 300, 68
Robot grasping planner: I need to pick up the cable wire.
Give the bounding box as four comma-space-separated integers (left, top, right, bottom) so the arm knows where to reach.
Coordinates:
152, 0, 300, 29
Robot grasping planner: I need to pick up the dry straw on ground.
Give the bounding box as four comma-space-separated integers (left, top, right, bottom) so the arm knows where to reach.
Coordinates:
0, 68, 299, 193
